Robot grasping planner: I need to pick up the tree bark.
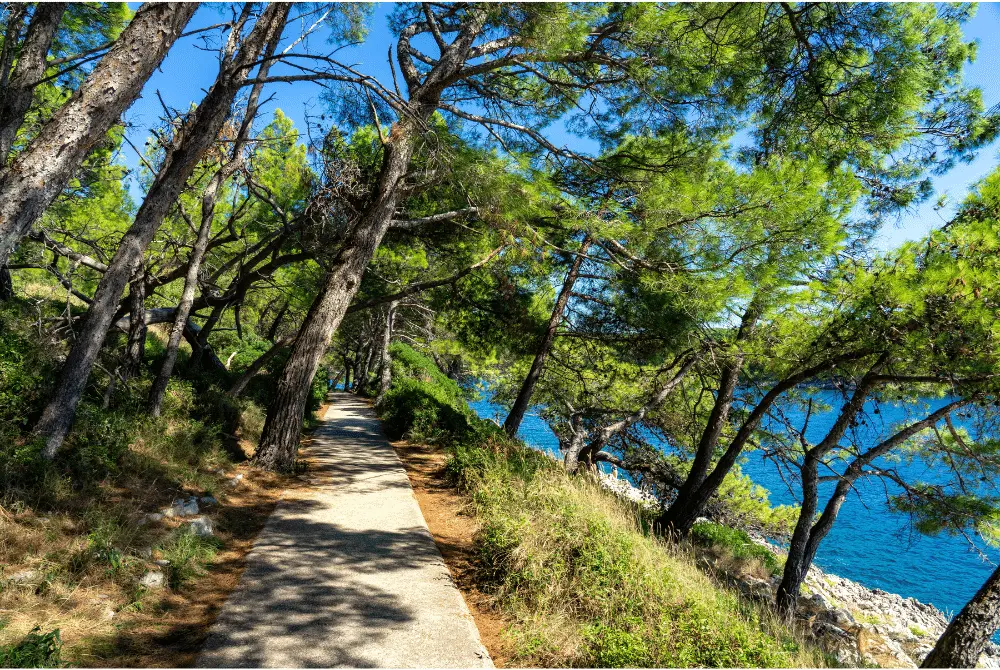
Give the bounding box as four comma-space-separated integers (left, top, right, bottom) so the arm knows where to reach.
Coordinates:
0, 2, 67, 162
0, 3, 198, 267
122, 273, 146, 379
354, 340, 376, 396
32, 5, 288, 458
922, 564, 1000, 668
504, 235, 592, 436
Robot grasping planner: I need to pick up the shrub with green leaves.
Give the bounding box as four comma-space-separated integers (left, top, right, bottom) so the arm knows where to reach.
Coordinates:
0, 627, 63, 668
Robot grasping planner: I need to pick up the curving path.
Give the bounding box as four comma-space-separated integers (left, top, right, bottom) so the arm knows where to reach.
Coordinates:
197, 393, 492, 668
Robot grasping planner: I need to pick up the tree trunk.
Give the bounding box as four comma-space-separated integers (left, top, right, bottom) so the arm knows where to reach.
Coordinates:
655, 298, 764, 536
149, 22, 279, 416
32, 5, 289, 458
228, 336, 292, 398
0, 3, 198, 267
0, 264, 12, 300
922, 564, 1000, 668
122, 273, 146, 379
504, 235, 591, 436
148, 191, 216, 416
355, 340, 376, 396
252, 127, 417, 472
374, 301, 397, 407
0, 2, 67, 161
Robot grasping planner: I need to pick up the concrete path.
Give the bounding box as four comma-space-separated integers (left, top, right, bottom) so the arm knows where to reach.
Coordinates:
197, 393, 492, 668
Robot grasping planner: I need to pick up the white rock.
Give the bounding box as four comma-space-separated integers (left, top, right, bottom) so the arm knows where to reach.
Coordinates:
9, 569, 38, 584
139, 571, 166, 589
227, 473, 244, 487
189, 517, 214, 537
153, 559, 170, 567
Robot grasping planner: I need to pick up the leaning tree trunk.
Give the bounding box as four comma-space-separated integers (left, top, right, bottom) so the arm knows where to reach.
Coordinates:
32, 5, 288, 458
922, 564, 1000, 668
503, 235, 591, 436
227, 336, 292, 398
148, 190, 216, 416
122, 273, 147, 379
0, 3, 198, 268
0, 2, 67, 162
252, 128, 417, 472
354, 341, 376, 396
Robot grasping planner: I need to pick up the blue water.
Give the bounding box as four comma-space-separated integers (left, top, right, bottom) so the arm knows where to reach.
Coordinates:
470, 393, 999, 620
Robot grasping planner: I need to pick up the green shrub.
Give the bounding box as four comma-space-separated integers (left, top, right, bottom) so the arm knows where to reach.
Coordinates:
0, 627, 63, 668
691, 521, 782, 575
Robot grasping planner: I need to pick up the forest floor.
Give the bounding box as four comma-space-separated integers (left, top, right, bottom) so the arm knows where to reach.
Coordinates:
196, 393, 492, 668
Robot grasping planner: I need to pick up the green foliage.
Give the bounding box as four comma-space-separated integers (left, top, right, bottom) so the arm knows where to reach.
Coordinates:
0, 626, 63, 668
691, 522, 782, 576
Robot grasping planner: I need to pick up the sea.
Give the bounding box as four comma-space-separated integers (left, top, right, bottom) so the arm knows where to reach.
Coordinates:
470, 391, 1000, 622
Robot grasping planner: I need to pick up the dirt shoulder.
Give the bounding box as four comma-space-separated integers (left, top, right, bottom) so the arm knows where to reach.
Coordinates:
391, 439, 512, 668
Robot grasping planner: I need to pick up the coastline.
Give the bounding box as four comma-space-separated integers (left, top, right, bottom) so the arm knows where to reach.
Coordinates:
594, 469, 1000, 668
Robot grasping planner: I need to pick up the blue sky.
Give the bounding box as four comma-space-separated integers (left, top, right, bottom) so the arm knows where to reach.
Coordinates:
120, 3, 1000, 251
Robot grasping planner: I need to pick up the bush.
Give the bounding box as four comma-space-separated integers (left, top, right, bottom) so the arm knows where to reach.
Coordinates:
0, 627, 63, 668
690, 521, 782, 576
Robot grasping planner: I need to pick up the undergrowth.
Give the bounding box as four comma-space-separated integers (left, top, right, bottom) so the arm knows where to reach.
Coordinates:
0, 298, 278, 661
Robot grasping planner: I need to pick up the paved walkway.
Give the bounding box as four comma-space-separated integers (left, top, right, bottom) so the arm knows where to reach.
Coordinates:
197, 393, 492, 668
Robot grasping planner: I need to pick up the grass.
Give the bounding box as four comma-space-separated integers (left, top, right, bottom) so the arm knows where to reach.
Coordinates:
446, 439, 824, 668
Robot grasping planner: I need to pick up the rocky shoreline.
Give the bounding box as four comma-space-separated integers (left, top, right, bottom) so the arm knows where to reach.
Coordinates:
595, 469, 1000, 668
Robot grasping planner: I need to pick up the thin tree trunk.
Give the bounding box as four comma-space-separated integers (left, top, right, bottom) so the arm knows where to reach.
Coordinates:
0, 2, 67, 161
355, 340, 376, 396
227, 336, 292, 398
374, 301, 397, 407
32, 6, 288, 458
504, 235, 592, 436
122, 273, 146, 379
252, 127, 417, 472
0, 3, 198, 267
923, 564, 1000, 668
149, 20, 280, 416
656, 298, 764, 536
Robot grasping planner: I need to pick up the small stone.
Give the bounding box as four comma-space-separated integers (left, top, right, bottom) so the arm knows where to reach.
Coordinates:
153, 559, 170, 567
9, 569, 38, 585
189, 517, 213, 537
139, 571, 166, 589
142, 512, 164, 525
137, 547, 152, 559
199, 496, 218, 506
227, 473, 244, 487
102, 607, 116, 620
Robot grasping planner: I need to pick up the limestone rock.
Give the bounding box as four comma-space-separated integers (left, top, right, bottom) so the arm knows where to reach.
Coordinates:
140, 570, 166, 589
189, 516, 214, 537
9, 569, 38, 585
